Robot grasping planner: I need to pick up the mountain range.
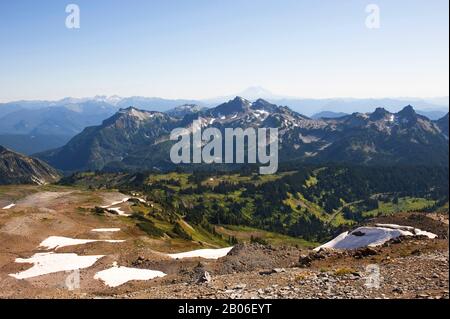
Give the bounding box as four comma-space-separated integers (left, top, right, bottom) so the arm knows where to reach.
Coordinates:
0, 101, 118, 154
36, 97, 449, 173
0, 97, 203, 154
1, 92, 448, 155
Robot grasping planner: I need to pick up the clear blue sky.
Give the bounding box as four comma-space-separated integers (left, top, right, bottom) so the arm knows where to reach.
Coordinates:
0, 0, 448, 102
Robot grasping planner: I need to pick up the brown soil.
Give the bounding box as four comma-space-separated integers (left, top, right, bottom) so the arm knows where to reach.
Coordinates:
0, 186, 448, 299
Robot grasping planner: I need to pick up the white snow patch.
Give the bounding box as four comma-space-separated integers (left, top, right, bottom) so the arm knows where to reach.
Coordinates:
91, 228, 121, 233
374, 224, 415, 231
2, 203, 15, 210
316, 231, 350, 250
375, 224, 438, 239
94, 263, 166, 287
414, 229, 438, 238
315, 224, 437, 251
254, 109, 269, 118
168, 247, 233, 260
9, 252, 104, 279
100, 197, 130, 208
39, 236, 125, 250
107, 207, 131, 217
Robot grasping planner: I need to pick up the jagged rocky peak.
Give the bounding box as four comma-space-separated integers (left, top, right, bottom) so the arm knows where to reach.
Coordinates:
234, 96, 251, 103
397, 105, 417, 117
231, 96, 253, 108
369, 107, 395, 122
252, 99, 278, 112
370, 107, 391, 120
118, 106, 154, 120
102, 106, 165, 128
212, 97, 252, 116
394, 105, 421, 126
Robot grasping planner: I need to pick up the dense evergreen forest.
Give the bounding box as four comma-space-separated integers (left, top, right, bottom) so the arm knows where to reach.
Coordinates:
61, 165, 449, 242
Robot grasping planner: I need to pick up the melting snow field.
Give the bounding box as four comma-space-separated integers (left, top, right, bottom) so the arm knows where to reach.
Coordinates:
39, 236, 125, 250
168, 247, 233, 260
94, 263, 166, 287
2, 203, 15, 210
100, 197, 132, 216
100, 197, 130, 208
107, 207, 131, 217
375, 224, 438, 238
9, 252, 104, 279
91, 228, 121, 233
315, 224, 438, 251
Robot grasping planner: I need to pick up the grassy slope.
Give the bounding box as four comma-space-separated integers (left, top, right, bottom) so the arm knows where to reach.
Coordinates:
53, 167, 447, 248
216, 225, 318, 248
362, 197, 436, 217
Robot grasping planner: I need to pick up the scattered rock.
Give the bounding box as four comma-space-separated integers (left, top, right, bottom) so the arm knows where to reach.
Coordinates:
298, 255, 313, 267
352, 231, 366, 237
353, 247, 378, 259
393, 287, 403, 294
273, 268, 286, 273
259, 268, 286, 275
197, 271, 212, 284
411, 249, 421, 256
233, 284, 246, 290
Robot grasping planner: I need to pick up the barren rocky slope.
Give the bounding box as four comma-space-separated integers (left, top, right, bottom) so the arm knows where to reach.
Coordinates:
0, 146, 60, 185
0, 186, 447, 299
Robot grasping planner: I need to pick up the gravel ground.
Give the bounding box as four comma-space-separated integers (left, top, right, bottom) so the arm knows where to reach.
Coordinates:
0, 187, 448, 299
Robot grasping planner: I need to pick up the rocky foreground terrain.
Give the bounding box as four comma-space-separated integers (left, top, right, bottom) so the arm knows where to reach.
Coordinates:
0, 186, 448, 299
117, 212, 449, 299
121, 237, 449, 299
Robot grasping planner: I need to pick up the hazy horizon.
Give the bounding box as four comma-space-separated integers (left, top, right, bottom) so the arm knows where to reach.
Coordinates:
1, 89, 449, 107
1, 85, 449, 110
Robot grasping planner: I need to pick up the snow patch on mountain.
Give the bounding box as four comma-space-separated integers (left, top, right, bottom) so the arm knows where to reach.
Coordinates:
168, 247, 234, 260
94, 262, 166, 287
9, 253, 104, 279
39, 236, 125, 250
315, 224, 437, 250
